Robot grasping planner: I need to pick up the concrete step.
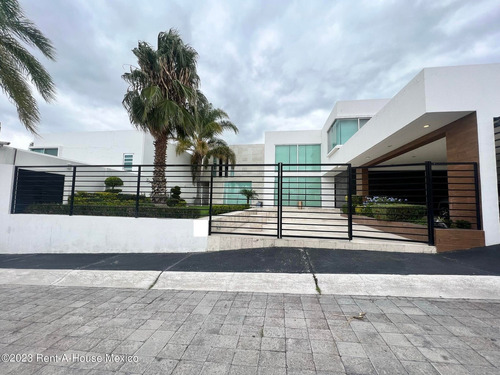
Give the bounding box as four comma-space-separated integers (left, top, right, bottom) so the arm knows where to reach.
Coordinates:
207, 234, 436, 254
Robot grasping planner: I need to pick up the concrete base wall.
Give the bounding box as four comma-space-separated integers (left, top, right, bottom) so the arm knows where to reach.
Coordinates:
0, 214, 209, 254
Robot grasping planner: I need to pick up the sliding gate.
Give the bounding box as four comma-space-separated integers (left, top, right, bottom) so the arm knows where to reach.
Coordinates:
208, 163, 352, 240
208, 161, 481, 245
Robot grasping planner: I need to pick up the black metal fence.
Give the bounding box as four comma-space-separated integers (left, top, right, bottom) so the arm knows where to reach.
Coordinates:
352, 162, 481, 244
10, 161, 482, 245
11, 164, 217, 219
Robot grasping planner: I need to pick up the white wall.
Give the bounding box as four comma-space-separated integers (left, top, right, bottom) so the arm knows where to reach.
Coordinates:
32, 130, 194, 168
423, 64, 500, 246
0, 148, 209, 253
0, 214, 208, 253
31, 132, 196, 201
32, 130, 148, 165
0, 164, 14, 214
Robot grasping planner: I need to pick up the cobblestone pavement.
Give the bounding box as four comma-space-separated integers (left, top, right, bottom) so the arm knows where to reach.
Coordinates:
0, 285, 499, 374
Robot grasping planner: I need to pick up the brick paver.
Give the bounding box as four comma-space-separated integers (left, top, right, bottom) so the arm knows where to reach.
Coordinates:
0, 285, 499, 374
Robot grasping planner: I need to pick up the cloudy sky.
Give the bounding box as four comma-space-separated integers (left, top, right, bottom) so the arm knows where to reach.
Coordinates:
2, 0, 500, 149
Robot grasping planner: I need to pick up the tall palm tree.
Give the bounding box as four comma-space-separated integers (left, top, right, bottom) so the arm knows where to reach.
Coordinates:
122, 29, 198, 202
0, 0, 56, 133
176, 99, 238, 204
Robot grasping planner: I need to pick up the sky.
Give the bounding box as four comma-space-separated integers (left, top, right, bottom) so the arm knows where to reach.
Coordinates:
1, 0, 500, 149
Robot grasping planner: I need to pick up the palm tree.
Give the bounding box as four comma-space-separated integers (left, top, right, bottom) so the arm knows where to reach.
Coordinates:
240, 189, 259, 205
176, 99, 238, 204
122, 29, 198, 202
0, 0, 56, 133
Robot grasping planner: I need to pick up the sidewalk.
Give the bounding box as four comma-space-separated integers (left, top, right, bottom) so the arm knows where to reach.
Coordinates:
0, 284, 499, 375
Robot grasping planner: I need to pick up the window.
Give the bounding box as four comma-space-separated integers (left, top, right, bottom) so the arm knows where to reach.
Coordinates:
327, 118, 371, 152
212, 157, 230, 177
275, 144, 321, 171
123, 154, 133, 171
30, 148, 58, 156
224, 182, 251, 204
274, 144, 322, 207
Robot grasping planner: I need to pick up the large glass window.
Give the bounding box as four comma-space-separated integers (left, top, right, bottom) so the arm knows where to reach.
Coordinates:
275, 144, 320, 171
327, 118, 370, 152
274, 144, 321, 207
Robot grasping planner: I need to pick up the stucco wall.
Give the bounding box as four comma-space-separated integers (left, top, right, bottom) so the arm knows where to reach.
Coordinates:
32, 130, 148, 165
0, 213, 208, 254
0, 147, 209, 254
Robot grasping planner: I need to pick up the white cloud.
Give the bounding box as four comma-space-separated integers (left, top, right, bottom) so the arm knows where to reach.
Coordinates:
0, 0, 499, 149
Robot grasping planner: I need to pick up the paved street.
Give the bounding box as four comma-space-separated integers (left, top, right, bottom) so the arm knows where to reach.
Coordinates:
1, 245, 499, 275
0, 285, 499, 374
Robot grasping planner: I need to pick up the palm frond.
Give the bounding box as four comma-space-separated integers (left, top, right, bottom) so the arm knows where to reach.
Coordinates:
0, 0, 56, 133
0, 49, 39, 133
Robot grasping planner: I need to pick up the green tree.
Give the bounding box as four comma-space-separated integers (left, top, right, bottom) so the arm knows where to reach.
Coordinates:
0, 0, 56, 133
176, 98, 238, 204
122, 29, 198, 203
104, 176, 123, 193
240, 189, 258, 205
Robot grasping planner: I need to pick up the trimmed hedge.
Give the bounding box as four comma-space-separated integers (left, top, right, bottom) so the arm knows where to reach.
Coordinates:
370, 204, 426, 222
25, 203, 202, 218
73, 191, 150, 204
24, 198, 250, 219
211, 204, 250, 215
343, 202, 426, 223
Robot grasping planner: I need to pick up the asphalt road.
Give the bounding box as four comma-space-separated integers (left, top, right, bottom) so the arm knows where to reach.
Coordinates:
0, 245, 499, 275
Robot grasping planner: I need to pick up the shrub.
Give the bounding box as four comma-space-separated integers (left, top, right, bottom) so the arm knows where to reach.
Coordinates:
342, 195, 363, 214
452, 220, 472, 229
72, 191, 150, 206
351, 195, 363, 206
166, 198, 178, 207
167, 186, 185, 207
360, 204, 373, 217
370, 204, 426, 222
413, 217, 428, 226
211, 204, 250, 215
25, 202, 202, 219
104, 176, 124, 192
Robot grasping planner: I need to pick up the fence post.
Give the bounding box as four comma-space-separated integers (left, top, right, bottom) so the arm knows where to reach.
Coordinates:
208, 164, 214, 235
10, 166, 19, 214
69, 166, 77, 216
135, 165, 142, 218
473, 162, 482, 230
347, 164, 353, 240
277, 163, 283, 239
425, 161, 435, 245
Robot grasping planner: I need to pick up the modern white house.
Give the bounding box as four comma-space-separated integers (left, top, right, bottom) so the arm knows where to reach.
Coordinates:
1, 62, 499, 253
261, 64, 500, 247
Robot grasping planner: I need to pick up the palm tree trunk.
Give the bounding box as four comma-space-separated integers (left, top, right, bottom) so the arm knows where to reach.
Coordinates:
193, 166, 202, 205
152, 134, 168, 203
